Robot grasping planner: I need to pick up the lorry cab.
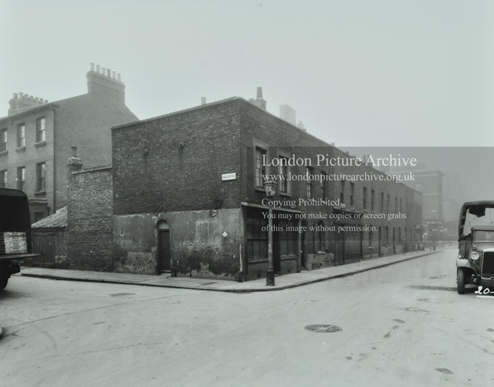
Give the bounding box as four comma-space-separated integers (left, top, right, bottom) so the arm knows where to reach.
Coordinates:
0, 188, 40, 290
457, 201, 494, 294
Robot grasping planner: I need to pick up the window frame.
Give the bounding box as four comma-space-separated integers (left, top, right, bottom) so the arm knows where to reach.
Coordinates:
340, 180, 345, 204
17, 123, 26, 148
363, 186, 367, 210
0, 128, 7, 152
36, 117, 46, 143
320, 171, 328, 200
253, 140, 269, 190
17, 166, 26, 191
277, 150, 291, 195
306, 167, 313, 199
350, 182, 355, 207
36, 162, 46, 192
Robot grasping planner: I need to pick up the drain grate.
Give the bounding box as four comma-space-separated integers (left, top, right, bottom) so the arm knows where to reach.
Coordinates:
305, 324, 342, 333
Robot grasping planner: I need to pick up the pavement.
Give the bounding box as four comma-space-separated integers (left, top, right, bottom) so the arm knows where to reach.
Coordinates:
20, 248, 443, 292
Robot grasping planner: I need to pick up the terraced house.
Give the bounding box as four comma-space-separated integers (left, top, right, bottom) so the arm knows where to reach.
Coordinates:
0, 63, 138, 222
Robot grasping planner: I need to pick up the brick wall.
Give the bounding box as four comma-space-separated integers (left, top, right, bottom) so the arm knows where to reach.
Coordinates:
67, 166, 113, 271
112, 98, 242, 215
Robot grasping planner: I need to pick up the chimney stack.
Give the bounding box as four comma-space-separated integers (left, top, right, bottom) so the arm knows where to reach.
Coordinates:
87, 62, 126, 104
8, 92, 48, 116
279, 104, 297, 125
67, 155, 83, 174
251, 86, 267, 111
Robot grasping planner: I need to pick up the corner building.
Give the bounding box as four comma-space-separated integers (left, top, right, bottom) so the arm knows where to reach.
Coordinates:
109, 95, 422, 281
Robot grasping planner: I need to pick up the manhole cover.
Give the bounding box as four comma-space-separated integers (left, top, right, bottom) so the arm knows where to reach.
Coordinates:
305, 324, 342, 333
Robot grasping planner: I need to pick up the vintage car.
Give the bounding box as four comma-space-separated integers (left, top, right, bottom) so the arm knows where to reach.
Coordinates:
0, 188, 40, 290
457, 201, 494, 294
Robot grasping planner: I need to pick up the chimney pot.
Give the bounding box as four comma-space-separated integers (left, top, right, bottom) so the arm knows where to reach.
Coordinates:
19, 92, 24, 98
71, 146, 78, 157
256, 87, 263, 99
112, 70, 116, 79
117, 73, 121, 81
201, 97, 206, 105
102, 67, 106, 75
90, 62, 95, 71
96, 64, 100, 73
13, 93, 18, 99
106, 68, 111, 77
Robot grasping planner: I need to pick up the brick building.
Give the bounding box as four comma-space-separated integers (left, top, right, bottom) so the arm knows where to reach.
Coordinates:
0, 63, 138, 222
65, 90, 422, 280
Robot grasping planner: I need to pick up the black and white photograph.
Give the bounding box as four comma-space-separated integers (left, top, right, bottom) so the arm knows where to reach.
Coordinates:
1, 1, 493, 386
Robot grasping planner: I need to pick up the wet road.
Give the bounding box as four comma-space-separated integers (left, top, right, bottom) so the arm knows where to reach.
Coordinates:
1, 248, 493, 387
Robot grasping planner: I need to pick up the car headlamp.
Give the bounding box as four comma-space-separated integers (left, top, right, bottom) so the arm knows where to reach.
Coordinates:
470, 251, 480, 261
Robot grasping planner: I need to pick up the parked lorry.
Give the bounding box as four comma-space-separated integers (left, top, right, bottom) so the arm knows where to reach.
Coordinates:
456, 201, 494, 294
0, 188, 39, 290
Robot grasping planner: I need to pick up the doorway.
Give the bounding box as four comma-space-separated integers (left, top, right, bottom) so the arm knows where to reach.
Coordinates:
378, 226, 382, 257
300, 220, 307, 270
157, 221, 171, 273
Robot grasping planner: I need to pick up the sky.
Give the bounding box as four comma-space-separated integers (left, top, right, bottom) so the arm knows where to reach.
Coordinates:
1, 0, 493, 147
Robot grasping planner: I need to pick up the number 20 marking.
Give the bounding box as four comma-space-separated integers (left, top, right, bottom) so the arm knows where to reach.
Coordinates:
475, 286, 491, 295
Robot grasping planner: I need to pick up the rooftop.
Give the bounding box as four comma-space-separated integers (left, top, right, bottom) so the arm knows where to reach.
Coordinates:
32, 206, 67, 229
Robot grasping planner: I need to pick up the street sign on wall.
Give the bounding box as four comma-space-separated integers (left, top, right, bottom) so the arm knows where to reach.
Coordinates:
221, 173, 236, 181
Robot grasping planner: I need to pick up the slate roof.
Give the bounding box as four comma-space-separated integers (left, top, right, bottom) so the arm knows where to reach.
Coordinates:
32, 206, 67, 229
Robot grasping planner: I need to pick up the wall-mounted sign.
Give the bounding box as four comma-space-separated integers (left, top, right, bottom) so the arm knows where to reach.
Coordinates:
222, 173, 236, 181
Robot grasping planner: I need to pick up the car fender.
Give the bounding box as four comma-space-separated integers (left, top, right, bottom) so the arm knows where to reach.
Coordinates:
456, 258, 478, 274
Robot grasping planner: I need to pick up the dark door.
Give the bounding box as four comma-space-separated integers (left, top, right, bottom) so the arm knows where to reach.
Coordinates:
32, 232, 55, 268
360, 230, 363, 261
335, 228, 345, 265
300, 220, 307, 269
273, 221, 281, 273
158, 230, 171, 272
392, 228, 396, 254
378, 227, 382, 257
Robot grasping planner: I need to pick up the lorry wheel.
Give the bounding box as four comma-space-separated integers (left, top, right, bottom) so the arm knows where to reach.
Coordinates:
0, 277, 8, 291
457, 268, 465, 294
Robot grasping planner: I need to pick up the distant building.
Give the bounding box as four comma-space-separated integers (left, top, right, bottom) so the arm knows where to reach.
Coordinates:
65, 88, 423, 281
0, 63, 138, 222
412, 170, 443, 225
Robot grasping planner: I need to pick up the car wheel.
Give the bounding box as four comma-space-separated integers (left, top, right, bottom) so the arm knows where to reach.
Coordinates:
457, 268, 465, 294
0, 277, 8, 291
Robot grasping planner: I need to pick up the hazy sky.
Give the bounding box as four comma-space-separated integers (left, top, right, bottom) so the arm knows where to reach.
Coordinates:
1, 0, 493, 147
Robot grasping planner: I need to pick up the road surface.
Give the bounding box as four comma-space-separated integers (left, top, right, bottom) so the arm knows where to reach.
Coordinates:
1, 248, 493, 387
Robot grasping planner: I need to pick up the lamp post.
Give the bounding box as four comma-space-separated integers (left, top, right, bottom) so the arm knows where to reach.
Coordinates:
263, 178, 278, 286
